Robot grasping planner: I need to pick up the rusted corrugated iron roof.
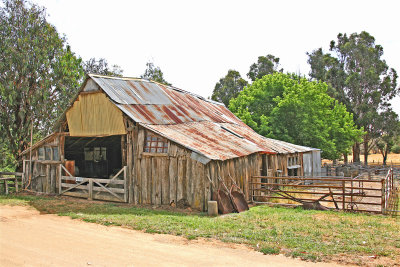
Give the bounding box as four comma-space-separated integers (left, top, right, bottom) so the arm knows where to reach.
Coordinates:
87, 75, 318, 161
90, 75, 245, 126
220, 123, 319, 154
143, 121, 275, 161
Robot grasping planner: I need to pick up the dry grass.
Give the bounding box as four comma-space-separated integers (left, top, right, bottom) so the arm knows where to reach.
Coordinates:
323, 153, 400, 165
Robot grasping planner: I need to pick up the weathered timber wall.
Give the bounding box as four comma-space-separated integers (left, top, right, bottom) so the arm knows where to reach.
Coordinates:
130, 125, 261, 210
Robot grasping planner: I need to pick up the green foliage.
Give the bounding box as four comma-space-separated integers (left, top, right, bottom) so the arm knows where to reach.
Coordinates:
229, 73, 363, 159
260, 246, 280, 255
83, 57, 123, 76
0, 0, 84, 163
392, 144, 400, 154
211, 70, 248, 107
308, 31, 399, 161
141, 62, 171, 86
247, 54, 282, 81
375, 110, 400, 164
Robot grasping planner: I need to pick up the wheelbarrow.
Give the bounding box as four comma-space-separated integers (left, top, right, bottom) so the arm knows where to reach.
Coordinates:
208, 175, 235, 214
230, 184, 249, 212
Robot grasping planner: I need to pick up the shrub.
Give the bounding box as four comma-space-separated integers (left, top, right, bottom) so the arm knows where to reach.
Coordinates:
392, 144, 400, 154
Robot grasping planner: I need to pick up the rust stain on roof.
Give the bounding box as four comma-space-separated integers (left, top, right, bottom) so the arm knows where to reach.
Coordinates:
87, 74, 318, 161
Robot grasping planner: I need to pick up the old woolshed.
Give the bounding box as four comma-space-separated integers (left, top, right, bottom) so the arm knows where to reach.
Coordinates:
21, 74, 320, 210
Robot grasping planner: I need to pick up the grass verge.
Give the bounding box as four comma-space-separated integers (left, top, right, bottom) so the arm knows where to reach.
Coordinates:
1, 194, 399, 265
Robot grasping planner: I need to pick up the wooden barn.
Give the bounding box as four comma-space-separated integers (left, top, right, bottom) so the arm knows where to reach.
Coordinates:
20, 74, 321, 210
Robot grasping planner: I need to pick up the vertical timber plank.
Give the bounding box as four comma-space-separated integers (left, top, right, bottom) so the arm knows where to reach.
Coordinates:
169, 158, 177, 205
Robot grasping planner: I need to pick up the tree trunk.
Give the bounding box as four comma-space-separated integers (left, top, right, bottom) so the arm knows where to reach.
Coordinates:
363, 137, 369, 166
383, 147, 388, 166
343, 154, 348, 164
353, 142, 360, 164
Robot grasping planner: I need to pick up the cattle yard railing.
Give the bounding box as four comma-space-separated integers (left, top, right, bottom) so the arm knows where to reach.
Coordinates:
59, 165, 128, 202
0, 172, 24, 194
251, 168, 398, 215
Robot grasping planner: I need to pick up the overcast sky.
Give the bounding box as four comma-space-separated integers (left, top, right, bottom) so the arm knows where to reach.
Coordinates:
35, 0, 400, 115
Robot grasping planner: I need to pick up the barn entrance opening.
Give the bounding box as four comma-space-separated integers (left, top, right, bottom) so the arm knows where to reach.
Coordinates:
64, 135, 122, 178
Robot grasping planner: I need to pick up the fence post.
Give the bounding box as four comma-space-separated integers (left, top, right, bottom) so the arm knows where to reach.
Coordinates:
342, 180, 345, 211
14, 177, 18, 193
88, 179, 93, 200
381, 179, 385, 215
58, 164, 62, 194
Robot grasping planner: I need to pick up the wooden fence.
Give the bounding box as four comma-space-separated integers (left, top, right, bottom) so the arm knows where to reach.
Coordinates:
59, 165, 128, 202
0, 172, 24, 194
251, 168, 398, 214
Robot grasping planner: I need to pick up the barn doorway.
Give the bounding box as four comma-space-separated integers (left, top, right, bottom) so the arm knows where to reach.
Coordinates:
64, 135, 122, 178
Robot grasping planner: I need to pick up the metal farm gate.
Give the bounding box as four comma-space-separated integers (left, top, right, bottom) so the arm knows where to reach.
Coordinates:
251, 168, 398, 215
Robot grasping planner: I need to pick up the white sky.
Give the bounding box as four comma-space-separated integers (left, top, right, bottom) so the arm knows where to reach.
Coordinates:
35, 0, 400, 115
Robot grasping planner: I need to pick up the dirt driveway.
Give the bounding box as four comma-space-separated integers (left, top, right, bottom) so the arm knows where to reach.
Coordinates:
0, 205, 343, 267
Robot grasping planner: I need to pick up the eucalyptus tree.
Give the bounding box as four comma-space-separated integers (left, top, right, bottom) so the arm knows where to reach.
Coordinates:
307, 31, 398, 164
0, 0, 84, 165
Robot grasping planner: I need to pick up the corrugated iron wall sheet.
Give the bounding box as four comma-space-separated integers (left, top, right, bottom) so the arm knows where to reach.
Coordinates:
66, 92, 126, 136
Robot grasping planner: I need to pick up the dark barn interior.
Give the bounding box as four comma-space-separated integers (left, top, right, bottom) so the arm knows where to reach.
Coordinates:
64, 135, 122, 178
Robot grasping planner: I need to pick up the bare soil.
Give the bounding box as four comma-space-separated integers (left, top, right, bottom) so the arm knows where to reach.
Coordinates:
0, 205, 344, 267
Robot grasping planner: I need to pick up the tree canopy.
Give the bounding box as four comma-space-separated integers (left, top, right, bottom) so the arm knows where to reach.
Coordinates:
307, 31, 399, 163
229, 73, 364, 160
247, 54, 282, 81
0, 0, 84, 164
141, 62, 171, 86
375, 110, 400, 165
83, 58, 123, 76
211, 70, 248, 107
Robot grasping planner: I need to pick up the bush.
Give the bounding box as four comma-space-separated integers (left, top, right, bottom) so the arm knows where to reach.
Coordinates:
392, 144, 400, 154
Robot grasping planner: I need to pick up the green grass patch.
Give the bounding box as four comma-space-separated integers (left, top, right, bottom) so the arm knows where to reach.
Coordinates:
1, 194, 399, 264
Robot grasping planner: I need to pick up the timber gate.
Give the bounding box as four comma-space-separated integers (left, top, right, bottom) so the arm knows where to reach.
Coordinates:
251, 168, 399, 215
59, 165, 128, 202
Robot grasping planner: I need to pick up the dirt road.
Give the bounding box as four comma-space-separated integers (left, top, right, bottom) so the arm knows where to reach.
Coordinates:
0, 205, 342, 267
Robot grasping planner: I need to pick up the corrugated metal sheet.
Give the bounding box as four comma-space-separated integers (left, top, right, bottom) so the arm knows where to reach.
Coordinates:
66, 92, 126, 136
86, 74, 319, 161
143, 121, 275, 161
90, 75, 245, 126
219, 123, 319, 154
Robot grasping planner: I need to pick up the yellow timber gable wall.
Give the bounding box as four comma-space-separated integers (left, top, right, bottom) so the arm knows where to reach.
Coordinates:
66, 91, 126, 137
